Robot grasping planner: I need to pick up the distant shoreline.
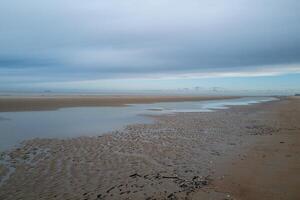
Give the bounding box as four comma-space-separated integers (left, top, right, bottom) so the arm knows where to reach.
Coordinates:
0, 95, 239, 112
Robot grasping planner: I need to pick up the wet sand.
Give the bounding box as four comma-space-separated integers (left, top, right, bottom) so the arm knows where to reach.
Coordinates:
0, 97, 299, 199
0, 95, 236, 112
211, 96, 300, 200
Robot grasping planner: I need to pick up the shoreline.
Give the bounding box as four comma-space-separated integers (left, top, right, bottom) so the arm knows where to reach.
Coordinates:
0, 97, 299, 199
0, 95, 239, 112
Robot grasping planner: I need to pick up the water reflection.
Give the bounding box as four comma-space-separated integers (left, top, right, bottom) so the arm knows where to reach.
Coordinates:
0, 97, 276, 150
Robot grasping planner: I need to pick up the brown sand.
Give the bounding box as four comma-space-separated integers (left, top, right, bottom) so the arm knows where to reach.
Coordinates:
0, 97, 299, 200
210, 97, 300, 200
0, 95, 237, 112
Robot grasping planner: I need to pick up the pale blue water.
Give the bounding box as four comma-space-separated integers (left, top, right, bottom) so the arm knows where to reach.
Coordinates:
0, 97, 276, 151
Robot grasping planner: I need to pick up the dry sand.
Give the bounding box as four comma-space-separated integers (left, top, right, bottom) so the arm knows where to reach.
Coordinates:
0, 95, 236, 112
0, 97, 299, 199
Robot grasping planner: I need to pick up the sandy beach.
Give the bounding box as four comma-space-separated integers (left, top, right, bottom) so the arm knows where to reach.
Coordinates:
0, 96, 300, 199
0, 95, 236, 112
1, 0, 300, 198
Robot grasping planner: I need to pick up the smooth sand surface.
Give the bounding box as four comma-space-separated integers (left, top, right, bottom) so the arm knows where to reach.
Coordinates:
0, 95, 237, 112
0, 97, 299, 199
211, 97, 300, 200
214, 133, 300, 200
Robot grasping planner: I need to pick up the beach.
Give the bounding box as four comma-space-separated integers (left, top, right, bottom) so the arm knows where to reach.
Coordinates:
0, 96, 300, 199
0, 95, 236, 112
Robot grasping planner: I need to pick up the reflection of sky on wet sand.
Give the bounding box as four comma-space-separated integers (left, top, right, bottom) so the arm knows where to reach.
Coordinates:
142, 97, 277, 113
0, 97, 276, 150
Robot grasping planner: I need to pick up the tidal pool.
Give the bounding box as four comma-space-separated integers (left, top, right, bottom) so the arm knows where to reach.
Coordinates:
0, 97, 276, 150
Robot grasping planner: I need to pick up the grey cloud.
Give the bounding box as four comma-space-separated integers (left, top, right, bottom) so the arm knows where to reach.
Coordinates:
0, 0, 300, 86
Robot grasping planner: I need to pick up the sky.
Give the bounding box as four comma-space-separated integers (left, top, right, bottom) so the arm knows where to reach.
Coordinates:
0, 0, 300, 95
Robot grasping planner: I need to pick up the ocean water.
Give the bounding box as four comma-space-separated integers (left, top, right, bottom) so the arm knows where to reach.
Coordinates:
0, 97, 276, 151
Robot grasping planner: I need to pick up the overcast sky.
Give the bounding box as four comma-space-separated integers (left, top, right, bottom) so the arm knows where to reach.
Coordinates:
0, 0, 300, 93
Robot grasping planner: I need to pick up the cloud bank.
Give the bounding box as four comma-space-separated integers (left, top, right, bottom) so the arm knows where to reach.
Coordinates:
0, 0, 300, 89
